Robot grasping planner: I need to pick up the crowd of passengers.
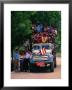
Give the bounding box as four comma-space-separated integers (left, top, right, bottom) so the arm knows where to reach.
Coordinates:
32, 22, 57, 43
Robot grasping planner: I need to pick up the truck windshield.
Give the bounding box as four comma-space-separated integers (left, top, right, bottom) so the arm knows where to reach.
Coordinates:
42, 45, 50, 49
33, 46, 40, 50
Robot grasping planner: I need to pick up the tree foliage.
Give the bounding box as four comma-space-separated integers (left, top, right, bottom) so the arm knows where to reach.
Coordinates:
11, 11, 61, 53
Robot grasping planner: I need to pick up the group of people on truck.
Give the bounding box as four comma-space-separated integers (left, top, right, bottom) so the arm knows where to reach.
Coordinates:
32, 22, 57, 44
12, 48, 32, 72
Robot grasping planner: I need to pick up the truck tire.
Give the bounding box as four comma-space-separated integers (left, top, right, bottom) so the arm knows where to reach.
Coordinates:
52, 44, 57, 68
50, 62, 54, 72
29, 64, 33, 72
54, 56, 57, 68
30, 64, 36, 72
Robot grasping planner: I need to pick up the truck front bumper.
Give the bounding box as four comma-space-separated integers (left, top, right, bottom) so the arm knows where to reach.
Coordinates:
30, 59, 53, 67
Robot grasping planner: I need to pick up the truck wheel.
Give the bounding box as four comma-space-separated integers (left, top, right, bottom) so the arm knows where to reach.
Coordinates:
50, 62, 54, 72
54, 59, 56, 68
30, 68, 34, 72
52, 49, 57, 68
30, 64, 36, 72
30, 64, 33, 72
54, 56, 57, 68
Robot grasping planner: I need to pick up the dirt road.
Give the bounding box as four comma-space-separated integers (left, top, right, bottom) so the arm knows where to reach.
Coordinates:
11, 57, 61, 79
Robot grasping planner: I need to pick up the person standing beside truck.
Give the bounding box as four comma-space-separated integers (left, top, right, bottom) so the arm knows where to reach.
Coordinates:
24, 49, 31, 72
13, 48, 19, 72
19, 51, 25, 72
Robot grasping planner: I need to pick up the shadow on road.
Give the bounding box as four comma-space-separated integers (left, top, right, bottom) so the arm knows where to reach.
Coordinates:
30, 67, 54, 73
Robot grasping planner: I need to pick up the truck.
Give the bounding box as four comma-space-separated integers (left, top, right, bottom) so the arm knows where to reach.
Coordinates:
29, 22, 57, 72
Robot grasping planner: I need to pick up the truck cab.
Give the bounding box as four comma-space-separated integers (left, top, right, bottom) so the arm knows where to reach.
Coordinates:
30, 43, 54, 72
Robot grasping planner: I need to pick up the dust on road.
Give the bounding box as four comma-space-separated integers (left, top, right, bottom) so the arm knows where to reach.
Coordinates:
11, 57, 61, 79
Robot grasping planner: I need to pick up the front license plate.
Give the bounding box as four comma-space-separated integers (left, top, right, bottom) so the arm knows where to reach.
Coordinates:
36, 62, 45, 67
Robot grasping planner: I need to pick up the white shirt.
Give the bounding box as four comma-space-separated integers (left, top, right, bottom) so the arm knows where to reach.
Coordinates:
25, 52, 31, 59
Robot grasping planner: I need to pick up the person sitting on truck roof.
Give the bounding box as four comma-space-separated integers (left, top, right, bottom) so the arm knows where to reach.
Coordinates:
33, 33, 38, 43
33, 33, 42, 43
43, 25, 57, 43
41, 33, 48, 43
44, 24, 49, 32
35, 21, 44, 33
